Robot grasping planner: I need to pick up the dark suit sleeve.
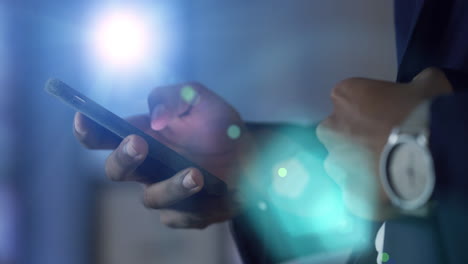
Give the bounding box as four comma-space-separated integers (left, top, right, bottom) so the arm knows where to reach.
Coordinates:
383, 87, 468, 264
427, 90, 468, 263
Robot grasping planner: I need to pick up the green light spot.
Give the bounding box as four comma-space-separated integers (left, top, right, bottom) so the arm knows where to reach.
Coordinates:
257, 201, 268, 211
180, 85, 197, 104
227, 124, 241, 140
382, 252, 390, 262
278, 167, 288, 178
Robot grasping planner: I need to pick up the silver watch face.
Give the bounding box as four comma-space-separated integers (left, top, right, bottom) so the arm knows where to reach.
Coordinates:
387, 141, 432, 201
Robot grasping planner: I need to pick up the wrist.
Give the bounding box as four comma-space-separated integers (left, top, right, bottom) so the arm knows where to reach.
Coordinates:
380, 100, 435, 215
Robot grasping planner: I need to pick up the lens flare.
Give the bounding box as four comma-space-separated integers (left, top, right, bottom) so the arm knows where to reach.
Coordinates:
90, 9, 155, 69
238, 128, 373, 259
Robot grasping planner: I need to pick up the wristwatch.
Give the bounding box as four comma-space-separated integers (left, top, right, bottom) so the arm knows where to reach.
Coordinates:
380, 101, 435, 212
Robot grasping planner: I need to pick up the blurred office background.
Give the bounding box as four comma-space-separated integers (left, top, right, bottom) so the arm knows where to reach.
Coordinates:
0, 1, 396, 264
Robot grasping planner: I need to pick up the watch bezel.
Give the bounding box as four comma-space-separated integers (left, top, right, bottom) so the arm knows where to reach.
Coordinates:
380, 128, 435, 211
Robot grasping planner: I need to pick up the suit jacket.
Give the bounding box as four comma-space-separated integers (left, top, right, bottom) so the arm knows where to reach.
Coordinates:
383, 0, 468, 263
231, 0, 468, 263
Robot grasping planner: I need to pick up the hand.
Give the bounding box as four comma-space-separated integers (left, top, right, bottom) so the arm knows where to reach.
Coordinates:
73, 82, 256, 228
317, 68, 452, 220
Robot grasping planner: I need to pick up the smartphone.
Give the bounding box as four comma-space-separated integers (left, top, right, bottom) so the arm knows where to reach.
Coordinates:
45, 78, 227, 197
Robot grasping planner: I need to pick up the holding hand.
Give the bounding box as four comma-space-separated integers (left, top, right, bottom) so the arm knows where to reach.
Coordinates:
74, 82, 256, 228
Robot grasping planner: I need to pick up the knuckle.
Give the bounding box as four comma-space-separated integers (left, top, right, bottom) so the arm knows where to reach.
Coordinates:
105, 157, 123, 182
143, 190, 161, 209
316, 117, 337, 143
105, 169, 122, 182
168, 171, 191, 197
422, 67, 439, 76
331, 77, 362, 99
160, 214, 177, 228
316, 123, 327, 143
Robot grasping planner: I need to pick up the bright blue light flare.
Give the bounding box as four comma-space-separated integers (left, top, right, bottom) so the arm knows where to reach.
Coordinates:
90, 9, 154, 69
83, 3, 178, 108
86, 5, 170, 74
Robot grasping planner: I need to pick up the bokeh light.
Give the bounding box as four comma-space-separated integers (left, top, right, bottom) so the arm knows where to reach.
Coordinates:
227, 124, 241, 140
272, 159, 308, 198
257, 201, 268, 211
277, 167, 288, 178
180, 85, 198, 104
382, 252, 390, 263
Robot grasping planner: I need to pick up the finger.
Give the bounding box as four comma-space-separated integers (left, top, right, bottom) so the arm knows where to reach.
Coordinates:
74, 112, 152, 150
105, 135, 148, 182
142, 168, 204, 209
147, 83, 202, 131
159, 210, 208, 229
159, 205, 235, 229
73, 112, 121, 149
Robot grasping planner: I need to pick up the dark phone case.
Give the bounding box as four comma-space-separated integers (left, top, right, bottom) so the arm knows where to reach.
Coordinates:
45, 78, 227, 197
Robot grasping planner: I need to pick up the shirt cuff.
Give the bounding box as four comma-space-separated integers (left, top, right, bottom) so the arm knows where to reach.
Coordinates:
383, 216, 444, 264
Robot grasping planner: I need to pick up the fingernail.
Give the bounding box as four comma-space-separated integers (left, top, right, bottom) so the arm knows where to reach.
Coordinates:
151, 105, 166, 130
123, 140, 140, 159
182, 170, 198, 190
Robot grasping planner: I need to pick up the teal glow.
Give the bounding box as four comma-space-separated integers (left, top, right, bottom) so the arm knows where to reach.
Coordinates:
257, 201, 268, 211
227, 124, 241, 139
238, 128, 372, 260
